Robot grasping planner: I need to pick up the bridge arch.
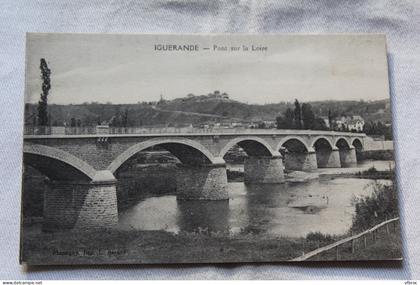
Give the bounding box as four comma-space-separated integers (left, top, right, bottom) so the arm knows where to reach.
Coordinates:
277, 136, 311, 153
351, 137, 364, 151
108, 138, 221, 173
278, 137, 317, 171
23, 144, 96, 181
311, 136, 334, 150
219, 136, 279, 158
335, 137, 357, 167
335, 137, 352, 149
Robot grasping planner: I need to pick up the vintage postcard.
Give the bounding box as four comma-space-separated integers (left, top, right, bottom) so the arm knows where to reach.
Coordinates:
20, 33, 401, 265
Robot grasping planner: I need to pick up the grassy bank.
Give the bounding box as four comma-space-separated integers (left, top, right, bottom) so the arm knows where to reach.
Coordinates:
306, 222, 401, 261
354, 166, 394, 180
319, 166, 394, 180
21, 228, 304, 265
301, 181, 401, 261
362, 150, 394, 160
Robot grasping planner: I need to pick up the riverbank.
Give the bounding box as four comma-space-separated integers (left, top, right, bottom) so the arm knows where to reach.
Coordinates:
21, 227, 304, 265
302, 181, 401, 261
227, 165, 393, 183
305, 221, 402, 261
319, 167, 394, 180
21, 219, 401, 265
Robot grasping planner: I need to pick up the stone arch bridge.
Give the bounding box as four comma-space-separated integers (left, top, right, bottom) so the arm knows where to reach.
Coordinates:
23, 129, 365, 231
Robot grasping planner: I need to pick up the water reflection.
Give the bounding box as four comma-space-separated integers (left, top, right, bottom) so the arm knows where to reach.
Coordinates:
118, 178, 392, 238
177, 200, 230, 233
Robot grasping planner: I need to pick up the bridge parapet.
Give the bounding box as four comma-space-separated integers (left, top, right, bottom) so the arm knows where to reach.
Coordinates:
24, 126, 367, 138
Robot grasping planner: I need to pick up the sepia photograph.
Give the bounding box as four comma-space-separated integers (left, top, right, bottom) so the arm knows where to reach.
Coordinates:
20, 33, 401, 265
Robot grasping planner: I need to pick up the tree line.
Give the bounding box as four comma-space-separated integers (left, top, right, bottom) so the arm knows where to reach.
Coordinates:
275, 99, 328, 130
364, 121, 393, 140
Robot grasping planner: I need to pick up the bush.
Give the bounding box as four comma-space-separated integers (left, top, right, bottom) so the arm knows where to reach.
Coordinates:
306, 232, 336, 242
351, 182, 399, 232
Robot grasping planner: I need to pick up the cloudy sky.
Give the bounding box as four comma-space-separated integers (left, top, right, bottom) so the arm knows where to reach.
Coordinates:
25, 33, 389, 104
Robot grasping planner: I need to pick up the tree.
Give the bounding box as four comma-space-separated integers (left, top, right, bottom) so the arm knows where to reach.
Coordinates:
70, 117, 76, 127
110, 106, 122, 127
284, 108, 295, 129
276, 115, 286, 129
328, 109, 333, 130
122, 108, 129, 128
37, 58, 51, 126
257, 121, 266, 129
313, 118, 328, 130
32, 114, 37, 126
294, 99, 302, 129
301, 103, 315, 129
364, 121, 393, 139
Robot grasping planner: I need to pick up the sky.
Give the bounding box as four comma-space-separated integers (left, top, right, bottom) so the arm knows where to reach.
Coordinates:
25, 33, 390, 105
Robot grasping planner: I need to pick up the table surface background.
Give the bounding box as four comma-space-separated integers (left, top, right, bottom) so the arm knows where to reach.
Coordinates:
1, 0, 419, 280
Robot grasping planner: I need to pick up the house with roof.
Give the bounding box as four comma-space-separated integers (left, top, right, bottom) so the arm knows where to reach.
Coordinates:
336, 115, 365, 132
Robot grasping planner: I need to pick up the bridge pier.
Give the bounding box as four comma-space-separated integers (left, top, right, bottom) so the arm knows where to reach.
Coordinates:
42, 171, 118, 232
176, 164, 229, 200
316, 147, 341, 168
284, 148, 318, 171
339, 146, 357, 167
244, 156, 285, 184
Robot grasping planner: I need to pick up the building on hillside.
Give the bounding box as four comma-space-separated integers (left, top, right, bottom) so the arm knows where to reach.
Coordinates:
346, 115, 365, 131
206, 91, 230, 100
221, 92, 229, 100
336, 115, 365, 132
263, 120, 276, 128
320, 116, 330, 128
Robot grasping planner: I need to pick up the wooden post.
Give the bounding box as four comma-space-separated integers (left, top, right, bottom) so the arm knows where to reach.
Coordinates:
314, 240, 320, 261
351, 238, 356, 253
364, 235, 367, 249
386, 223, 390, 235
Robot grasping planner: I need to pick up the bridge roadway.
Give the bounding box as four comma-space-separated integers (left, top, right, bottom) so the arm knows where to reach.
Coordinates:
22, 129, 365, 231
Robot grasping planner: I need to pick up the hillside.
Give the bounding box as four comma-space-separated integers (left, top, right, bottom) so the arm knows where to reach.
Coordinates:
24, 103, 228, 127
24, 93, 392, 127
157, 95, 391, 123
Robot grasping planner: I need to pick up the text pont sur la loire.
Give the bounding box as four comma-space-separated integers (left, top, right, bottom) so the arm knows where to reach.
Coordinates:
154, 44, 268, 52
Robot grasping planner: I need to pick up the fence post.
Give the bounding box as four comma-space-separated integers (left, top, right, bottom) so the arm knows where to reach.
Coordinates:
351, 238, 356, 254
364, 235, 367, 249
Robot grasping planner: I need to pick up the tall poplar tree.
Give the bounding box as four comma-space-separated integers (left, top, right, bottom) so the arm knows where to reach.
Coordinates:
37, 58, 51, 126
302, 103, 315, 129
294, 99, 302, 129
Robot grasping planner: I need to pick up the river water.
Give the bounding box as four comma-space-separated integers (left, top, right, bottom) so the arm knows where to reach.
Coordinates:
117, 176, 392, 238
